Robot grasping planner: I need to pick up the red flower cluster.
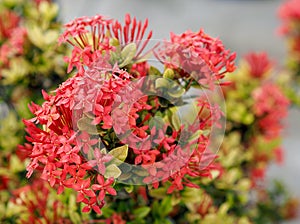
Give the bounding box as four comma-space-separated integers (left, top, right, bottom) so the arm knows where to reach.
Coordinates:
253, 83, 290, 139
244, 52, 273, 78
223, 52, 290, 182
278, 0, 300, 35
21, 14, 235, 214
59, 14, 152, 74
0, 10, 26, 73
278, 0, 300, 77
155, 29, 236, 89
11, 179, 71, 223
248, 54, 290, 180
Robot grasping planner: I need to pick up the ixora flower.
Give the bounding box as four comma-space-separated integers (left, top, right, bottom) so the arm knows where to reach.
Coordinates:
278, 0, 300, 82
278, 0, 300, 35
20, 14, 236, 214
223, 52, 290, 183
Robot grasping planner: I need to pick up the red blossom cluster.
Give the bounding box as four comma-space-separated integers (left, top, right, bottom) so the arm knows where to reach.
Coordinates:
278, 0, 300, 35
21, 14, 236, 214
11, 179, 71, 224
0, 10, 26, 74
278, 0, 300, 77
251, 82, 290, 174
59, 14, 152, 74
245, 53, 290, 180
155, 29, 236, 89
253, 83, 290, 138
244, 52, 273, 78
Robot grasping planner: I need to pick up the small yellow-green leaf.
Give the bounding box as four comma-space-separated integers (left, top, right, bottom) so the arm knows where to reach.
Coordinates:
155, 77, 170, 89
44, 30, 59, 45
168, 87, 185, 98
188, 130, 202, 142
119, 43, 137, 67
104, 164, 122, 179
108, 145, 128, 162
171, 113, 181, 130
9, 155, 25, 173
118, 173, 132, 181
149, 188, 167, 199
110, 37, 120, 46
133, 207, 151, 219
149, 115, 165, 130
26, 25, 44, 48
149, 66, 161, 76
124, 185, 134, 193
39, 1, 58, 21
219, 203, 230, 215
132, 167, 149, 177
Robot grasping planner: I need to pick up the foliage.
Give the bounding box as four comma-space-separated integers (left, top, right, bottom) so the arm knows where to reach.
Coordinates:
0, 2, 298, 223
0, 0, 71, 222
278, 0, 300, 106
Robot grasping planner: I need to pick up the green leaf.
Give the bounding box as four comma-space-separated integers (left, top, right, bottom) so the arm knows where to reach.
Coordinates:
132, 167, 148, 177
149, 66, 162, 76
101, 206, 115, 218
188, 130, 202, 142
149, 188, 167, 199
155, 78, 170, 89
117, 173, 132, 181
171, 112, 181, 130
124, 185, 134, 193
133, 207, 151, 219
168, 87, 185, 98
109, 37, 120, 47
158, 97, 170, 107
119, 43, 137, 67
39, 1, 59, 21
109, 145, 128, 163
9, 155, 25, 173
134, 51, 152, 63
160, 196, 173, 217
26, 25, 44, 48
44, 30, 59, 45
149, 115, 165, 130
104, 164, 122, 178
77, 116, 98, 135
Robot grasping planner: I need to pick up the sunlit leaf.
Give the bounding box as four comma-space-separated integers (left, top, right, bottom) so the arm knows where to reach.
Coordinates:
77, 116, 98, 135
104, 164, 122, 179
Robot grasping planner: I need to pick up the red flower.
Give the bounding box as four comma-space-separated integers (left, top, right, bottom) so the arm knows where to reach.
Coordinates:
155, 29, 236, 89
92, 175, 117, 201
278, 0, 300, 35
0, 10, 20, 39
252, 83, 290, 138
274, 147, 284, 164
59, 14, 152, 73
11, 179, 71, 223
21, 13, 236, 214
88, 148, 113, 175
244, 52, 273, 78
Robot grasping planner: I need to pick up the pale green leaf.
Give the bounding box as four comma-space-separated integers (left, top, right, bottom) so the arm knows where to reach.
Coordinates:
119, 43, 137, 67
155, 78, 170, 89
108, 144, 128, 162
171, 113, 181, 130
133, 207, 151, 219
77, 116, 98, 135
104, 164, 122, 178
168, 87, 185, 98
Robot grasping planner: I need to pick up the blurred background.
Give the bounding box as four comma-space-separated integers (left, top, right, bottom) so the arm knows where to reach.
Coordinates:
56, 0, 300, 223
